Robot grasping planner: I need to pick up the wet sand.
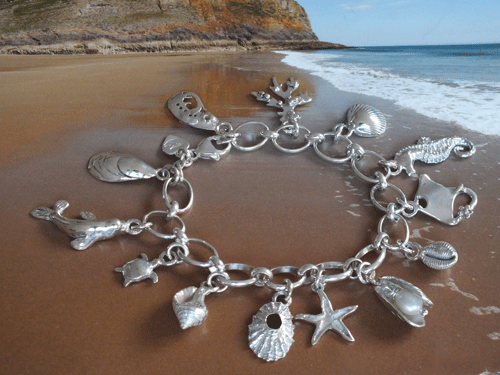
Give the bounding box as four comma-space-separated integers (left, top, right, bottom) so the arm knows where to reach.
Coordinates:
0, 51, 499, 374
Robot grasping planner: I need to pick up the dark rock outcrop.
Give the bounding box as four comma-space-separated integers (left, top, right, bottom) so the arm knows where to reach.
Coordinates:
0, 0, 347, 54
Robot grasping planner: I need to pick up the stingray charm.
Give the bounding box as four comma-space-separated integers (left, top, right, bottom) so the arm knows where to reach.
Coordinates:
173, 283, 218, 329
115, 253, 162, 287
392, 137, 475, 177
412, 174, 477, 225
31, 200, 126, 250
295, 286, 357, 345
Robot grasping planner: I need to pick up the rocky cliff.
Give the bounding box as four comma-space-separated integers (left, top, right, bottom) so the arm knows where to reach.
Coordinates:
0, 0, 345, 54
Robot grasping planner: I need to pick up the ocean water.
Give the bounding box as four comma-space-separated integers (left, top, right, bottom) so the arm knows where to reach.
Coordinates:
278, 44, 500, 136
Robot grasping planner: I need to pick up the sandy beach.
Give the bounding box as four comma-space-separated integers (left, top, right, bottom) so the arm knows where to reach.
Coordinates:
0, 51, 498, 374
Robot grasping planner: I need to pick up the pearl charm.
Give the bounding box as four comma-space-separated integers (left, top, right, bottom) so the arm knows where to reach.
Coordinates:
395, 289, 423, 316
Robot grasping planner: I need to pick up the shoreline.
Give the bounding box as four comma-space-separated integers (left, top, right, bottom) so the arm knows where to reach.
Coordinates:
0, 38, 350, 55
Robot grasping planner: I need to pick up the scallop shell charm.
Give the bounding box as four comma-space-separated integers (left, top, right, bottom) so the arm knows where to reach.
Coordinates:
420, 241, 458, 270
248, 302, 295, 362
173, 284, 217, 329
374, 276, 433, 327
346, 104, 386, 137
88, 152, 157, 182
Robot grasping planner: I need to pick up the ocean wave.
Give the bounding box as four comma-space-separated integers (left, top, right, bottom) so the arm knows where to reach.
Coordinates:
278, 51, 500, 136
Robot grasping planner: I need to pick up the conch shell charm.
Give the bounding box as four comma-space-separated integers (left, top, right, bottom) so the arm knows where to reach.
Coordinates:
248, 301, 295, 362
375, 276, 433, 327
173, 284, 218, 329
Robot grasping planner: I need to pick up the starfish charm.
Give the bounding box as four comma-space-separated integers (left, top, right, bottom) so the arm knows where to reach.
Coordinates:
296, 287, 358, 345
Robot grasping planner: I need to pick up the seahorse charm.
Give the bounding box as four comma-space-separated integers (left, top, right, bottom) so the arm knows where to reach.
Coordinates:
392, 137, 475, 177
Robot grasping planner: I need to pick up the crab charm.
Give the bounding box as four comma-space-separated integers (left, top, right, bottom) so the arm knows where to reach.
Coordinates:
115, 253, 161, 287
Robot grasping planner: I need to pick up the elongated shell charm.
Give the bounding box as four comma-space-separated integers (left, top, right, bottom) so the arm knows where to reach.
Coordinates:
173, 284, 217, 329
374, 276, 433, 327
420, 241, 458, 270
248, 302, 294, 362
346, 104, 386, 137
88, 152, 157, 182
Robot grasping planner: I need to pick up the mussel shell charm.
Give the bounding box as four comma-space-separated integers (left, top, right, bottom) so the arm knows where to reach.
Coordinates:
88, 152, 157, 182
248, 302, 294, 362
346, 104, 386, 137
420, 241, 458, 270
173, 284, 217, 329
375, 276, 433, 327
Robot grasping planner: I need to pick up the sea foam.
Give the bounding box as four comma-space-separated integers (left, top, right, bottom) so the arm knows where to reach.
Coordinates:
278, 51, 500, 136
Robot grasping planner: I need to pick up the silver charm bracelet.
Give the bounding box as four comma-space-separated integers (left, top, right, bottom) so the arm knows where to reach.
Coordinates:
31, 77, 478, 362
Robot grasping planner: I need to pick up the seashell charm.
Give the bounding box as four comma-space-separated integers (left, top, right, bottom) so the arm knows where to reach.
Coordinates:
374, 276, 433, 327
346, 104, 387, 137
420, 241, 458, 270
248, 302, 295, 362
88, 152, 157, 182
173, 284, 217, 329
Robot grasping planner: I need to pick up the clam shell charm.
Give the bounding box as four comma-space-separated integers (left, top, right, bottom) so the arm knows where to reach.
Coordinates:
420, 241, 458, 270
173, 284, 217, 329
375, 276, 433, 327
248, 302, 294, 362
346, 104, 386, 137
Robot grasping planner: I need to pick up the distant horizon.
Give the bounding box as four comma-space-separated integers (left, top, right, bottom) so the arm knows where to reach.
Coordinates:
349, 42, 500, 48
301, 1, 500, 47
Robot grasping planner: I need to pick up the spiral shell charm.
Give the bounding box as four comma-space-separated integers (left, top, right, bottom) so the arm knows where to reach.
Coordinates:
173, 284, 217, 329
248, 302, 295, 362
346, 104, 387, 137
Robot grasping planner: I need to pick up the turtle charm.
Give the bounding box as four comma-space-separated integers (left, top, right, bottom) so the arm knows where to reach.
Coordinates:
115, 253, 161, 287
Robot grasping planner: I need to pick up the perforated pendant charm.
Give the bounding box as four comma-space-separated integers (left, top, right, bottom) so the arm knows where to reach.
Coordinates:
248, 301, 295, 362
167, 91, 220, 130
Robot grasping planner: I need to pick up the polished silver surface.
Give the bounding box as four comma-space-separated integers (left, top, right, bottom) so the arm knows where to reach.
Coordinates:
162, 135, 191, 156
31, 200, 125, 250
195, 136, 231, 161
115, 253, 161, 287
413, 174, 477, 225
374, 276, 433, 327
419, 241, 458, 270
88, 152, 157, 182
248, 301, 294, 362
346, 104, 387, 137
173, 284, 217, 329
393, 136, 476, 177
296, 286, 357, 345
167, 91, 220, 130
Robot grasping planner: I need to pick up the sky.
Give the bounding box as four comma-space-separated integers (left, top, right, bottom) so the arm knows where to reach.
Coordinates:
301, 0, 500, 47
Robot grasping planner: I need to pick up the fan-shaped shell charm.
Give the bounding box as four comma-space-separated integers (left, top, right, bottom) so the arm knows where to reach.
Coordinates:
346, 104, 386, 137
88, 152, 157, 182
420, 241, 458, 270
167, 91, 220, 130
374, 276, 433, 327
173, 285, 217, 329
248, 302, 294, 362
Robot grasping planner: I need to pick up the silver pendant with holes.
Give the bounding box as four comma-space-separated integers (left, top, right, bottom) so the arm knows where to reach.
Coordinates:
248, 302, 295, 362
